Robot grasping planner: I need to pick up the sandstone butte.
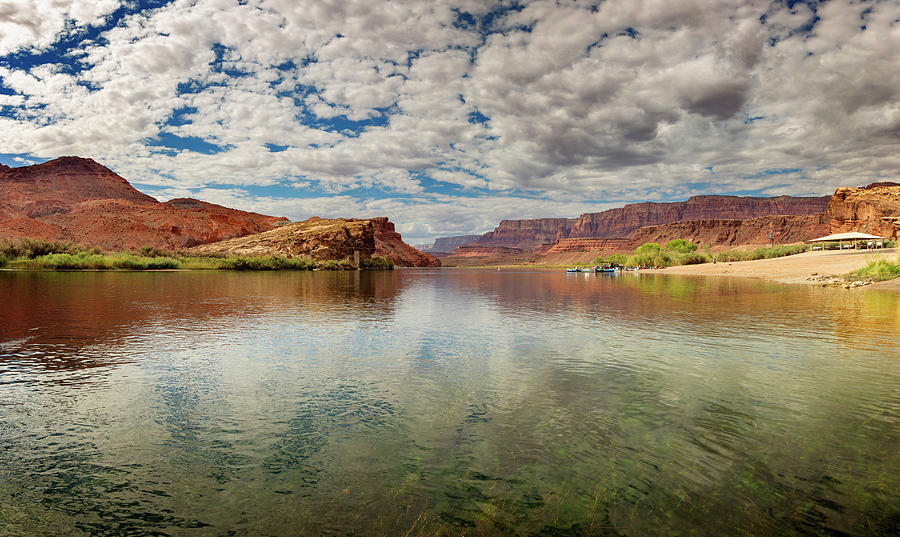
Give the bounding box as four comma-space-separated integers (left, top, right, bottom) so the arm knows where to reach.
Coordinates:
0, 156, 439, 267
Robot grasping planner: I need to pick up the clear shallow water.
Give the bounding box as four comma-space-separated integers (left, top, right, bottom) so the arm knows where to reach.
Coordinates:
1, 269, 898, 537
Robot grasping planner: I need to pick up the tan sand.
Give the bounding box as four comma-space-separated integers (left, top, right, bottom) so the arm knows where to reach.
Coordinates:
645, 248, 898, 288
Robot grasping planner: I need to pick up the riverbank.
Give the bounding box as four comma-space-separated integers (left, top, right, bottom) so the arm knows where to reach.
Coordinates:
644, 248, 899, 290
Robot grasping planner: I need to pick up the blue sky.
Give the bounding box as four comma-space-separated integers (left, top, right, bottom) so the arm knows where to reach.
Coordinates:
1, 0, 898, 245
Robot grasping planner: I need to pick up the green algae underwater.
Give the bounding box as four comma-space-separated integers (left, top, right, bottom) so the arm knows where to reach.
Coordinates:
1, 269, 898, 536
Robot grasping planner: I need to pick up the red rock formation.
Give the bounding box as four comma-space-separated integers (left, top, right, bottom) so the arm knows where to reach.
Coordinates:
626, 214, 831, 248
474, 218, 576, 249
568, 195, 831, 238
371, 217, 440, 267
0, 156, 157, 217
0, 157, 289, 250
449, 245, 525, 257
544, 238, 631, 254
827, 185, 900, 239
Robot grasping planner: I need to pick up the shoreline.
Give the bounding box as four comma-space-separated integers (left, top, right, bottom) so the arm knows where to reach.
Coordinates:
643, 248, 900, 291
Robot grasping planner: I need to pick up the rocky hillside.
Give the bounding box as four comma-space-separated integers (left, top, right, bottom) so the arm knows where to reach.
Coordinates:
473, 218, 576, 249
827, 184, 900, 239
568, 195, 831, 238
189, 217, 377, 260
0, 157, 288, 250
0, 157, 440, 266
0, 156, 157, 217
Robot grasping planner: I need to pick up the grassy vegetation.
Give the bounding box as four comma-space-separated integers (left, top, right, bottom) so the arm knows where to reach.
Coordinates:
714, 243, 810, 262
593, 240, 812, 268
849, 252, 900, 281
0, 238, 393, 271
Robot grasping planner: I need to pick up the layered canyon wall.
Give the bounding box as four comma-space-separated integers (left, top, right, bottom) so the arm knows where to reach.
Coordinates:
626, 214, 831, 248
826, 185, 900, 239
568, 195, 831, 239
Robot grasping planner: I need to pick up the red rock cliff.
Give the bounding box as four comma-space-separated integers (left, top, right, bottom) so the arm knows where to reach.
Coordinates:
626, 214, 831, 248
569, 195, 831, 238
544, 238, 631, 254
474, 218, 576, 249
826, 185, 900, 239
371, 217, 441, 267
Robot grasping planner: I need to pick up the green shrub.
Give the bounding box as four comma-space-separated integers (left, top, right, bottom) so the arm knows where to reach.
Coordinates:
111, 254, 181, 270
679, 252, 710, 265
714, 244, 809, 263
606, 254, 629, 266
137, 245, 180, 258
29, 252, 109, 269
360, 256, 394, 270
634, 242, 661, 255
664, 239, 698, 254
0, 238, 90, 259
318, 258, 354, 270
0, 253, 7, 268
217, 255, 316, 271
851, 255, 900, 281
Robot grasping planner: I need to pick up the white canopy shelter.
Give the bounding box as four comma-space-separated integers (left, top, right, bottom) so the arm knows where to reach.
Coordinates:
808, 232, 885, 250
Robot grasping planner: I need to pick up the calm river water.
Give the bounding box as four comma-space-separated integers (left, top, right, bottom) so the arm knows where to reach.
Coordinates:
1, 269, 898, 536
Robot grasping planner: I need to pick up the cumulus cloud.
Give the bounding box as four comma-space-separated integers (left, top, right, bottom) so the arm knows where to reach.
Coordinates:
0, 0, 898, 241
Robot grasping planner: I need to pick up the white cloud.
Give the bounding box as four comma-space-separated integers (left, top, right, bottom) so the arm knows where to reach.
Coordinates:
0, 0, 121, 55
0, 0, 897, 241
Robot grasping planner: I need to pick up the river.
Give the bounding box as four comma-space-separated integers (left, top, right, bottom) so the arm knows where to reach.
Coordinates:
1, 269, 898, 536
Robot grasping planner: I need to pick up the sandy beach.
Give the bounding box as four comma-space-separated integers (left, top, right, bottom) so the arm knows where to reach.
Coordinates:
645, 248, 900, 291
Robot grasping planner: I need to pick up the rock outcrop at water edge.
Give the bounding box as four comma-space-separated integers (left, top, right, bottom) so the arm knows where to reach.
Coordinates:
372, 217, 441, 266
188, 217, 377, 260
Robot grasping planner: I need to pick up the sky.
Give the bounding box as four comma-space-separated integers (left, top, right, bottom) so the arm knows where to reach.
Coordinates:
0, 0, 898, 245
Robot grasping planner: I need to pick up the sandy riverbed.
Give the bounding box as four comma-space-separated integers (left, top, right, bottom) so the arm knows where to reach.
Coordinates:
645, 248, 900, 291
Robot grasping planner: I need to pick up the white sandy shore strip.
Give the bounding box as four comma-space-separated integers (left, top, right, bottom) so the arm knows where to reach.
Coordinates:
644, 248, 900, 291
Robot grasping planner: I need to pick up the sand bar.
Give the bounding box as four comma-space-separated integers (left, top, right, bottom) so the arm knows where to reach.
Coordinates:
644, 248, 899, 290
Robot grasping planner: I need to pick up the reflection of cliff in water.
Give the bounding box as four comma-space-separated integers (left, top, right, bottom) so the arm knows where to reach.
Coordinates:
0, 271, 402, 382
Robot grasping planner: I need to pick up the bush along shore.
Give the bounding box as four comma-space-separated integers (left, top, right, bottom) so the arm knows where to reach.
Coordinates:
590, 240, 813, 269
849, 252, 900, 281
0, 239, 394, 271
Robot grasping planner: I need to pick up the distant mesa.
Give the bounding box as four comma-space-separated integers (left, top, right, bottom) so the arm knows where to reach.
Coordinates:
418, 234, 482, 253
0, 157, 438, 266
436, 182, 898, 264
